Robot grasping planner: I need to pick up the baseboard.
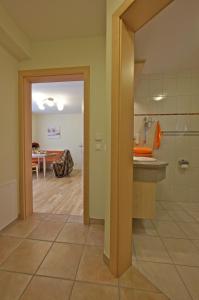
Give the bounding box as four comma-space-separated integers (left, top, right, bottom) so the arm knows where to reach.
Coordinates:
89, 218, 104, 225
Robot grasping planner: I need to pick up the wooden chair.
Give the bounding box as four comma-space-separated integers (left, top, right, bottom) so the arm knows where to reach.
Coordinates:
32, 163, 39, 179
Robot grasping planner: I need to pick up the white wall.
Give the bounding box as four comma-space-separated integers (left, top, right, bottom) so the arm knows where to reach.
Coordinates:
20, 35, 107, 219
134, 70, 199, 204
32, 113, 83, 169
0, 44, 19, 227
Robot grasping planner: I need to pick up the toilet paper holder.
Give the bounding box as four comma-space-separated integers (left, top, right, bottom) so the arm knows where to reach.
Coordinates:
178, 159, 189, 169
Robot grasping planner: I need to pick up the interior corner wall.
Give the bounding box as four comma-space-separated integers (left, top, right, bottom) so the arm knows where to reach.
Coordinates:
0, 44, 19, 229
20, 35, 106, 219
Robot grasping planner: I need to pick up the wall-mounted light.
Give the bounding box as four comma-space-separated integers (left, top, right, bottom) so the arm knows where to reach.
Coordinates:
153, 94, 166, 101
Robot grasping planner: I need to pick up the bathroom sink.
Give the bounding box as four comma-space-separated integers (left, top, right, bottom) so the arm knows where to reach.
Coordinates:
133, 159, 168, 182
133, 156, 157, 162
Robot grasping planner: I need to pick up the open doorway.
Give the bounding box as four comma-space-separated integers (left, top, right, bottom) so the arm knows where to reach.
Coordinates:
19, 67, 90, 225
31, 81, 84, 218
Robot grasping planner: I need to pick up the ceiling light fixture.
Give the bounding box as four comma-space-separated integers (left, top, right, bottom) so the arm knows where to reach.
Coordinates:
45, 97, 55, 107
33, 93, 66, 111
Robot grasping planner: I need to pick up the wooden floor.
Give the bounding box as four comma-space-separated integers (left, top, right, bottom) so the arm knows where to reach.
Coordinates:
33, 170, 83, 215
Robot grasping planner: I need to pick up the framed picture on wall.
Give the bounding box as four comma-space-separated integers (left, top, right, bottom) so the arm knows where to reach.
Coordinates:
47, 126, 61, 139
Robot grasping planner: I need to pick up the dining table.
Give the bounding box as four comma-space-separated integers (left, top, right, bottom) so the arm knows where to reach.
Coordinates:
32, 152, 57, 177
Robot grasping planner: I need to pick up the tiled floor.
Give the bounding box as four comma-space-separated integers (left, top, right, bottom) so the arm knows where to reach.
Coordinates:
0, 213, 167, 300
133, 200, 199, 300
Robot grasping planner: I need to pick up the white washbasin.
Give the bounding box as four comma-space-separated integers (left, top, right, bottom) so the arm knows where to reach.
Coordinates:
133, 156, 157, 162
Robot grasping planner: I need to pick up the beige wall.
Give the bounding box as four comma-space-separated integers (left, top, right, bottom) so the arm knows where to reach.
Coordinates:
32, 113, 83, 170
0, 44, 19, 227
0, 44, 18, 183
20, 36, 106, 219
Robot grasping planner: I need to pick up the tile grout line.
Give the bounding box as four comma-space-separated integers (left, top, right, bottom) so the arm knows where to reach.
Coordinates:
158, 233, 194, 300
133, 211, 197, 300
18, 218, 67, 300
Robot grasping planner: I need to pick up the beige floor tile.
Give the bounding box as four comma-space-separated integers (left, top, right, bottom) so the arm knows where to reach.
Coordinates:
187, 210, 199, 222
163, 238, 199, 266
77, 246, 118, 285
159, 202, 182, 211
177, 265, 199, 300
192, 239, 199, 249
86, 224, 104, 246
1, 239, 51, 274
56, 223, 89, 244
120, 288, 168, 300
44, 214, 69, 222
154, 210, 173, 222
28, 221, 64, 241
67, 215, 83, 224
134, 260, 192, 300
177, 222, 199, 239
133, 220, 158, 237
30, 213, 49, 221
119, 266, 159, 292
167, 210, 197, 222
153, 221, 186, 238
37, 242, 83, 279
70, 281, 119, 300
0, 270, 31, 300
156, 202, 164, 210
133, 236, 171, 263
0, 236, 22, 264
1, 219, 40, 238
21, 275, 73, 300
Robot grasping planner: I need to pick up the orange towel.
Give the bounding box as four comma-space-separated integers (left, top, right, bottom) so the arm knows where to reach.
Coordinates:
153, 121, 162, 149
133, 147, 153, 157
134, 147, 152, 154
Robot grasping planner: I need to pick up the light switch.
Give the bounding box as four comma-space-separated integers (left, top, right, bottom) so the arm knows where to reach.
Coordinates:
95, 142, 102, 151
95, 133, 102, 141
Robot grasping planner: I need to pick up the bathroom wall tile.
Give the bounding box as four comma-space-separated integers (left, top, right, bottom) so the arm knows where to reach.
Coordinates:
191, 95, 199, 112
149, 79, 163, 98
135, 72, 199, 207
176, 95, 191, 113
175, 116, 191, 131
163, 76, 178, 97
191, 76, 199, 95
136, 79, 150, 98
159, 116, 177, 131
177, 76, 192, 95
189, 115, 199, 130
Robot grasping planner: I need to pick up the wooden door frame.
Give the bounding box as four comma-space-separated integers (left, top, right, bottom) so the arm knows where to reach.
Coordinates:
18, 66, 90, 225
110, 0, 174, 276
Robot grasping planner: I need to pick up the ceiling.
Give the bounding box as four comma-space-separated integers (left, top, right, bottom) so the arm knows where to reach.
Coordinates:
135, 0, 199, 73
32, 81, 84, 114
0, 0, 106, 41
1, 0, 199, 73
